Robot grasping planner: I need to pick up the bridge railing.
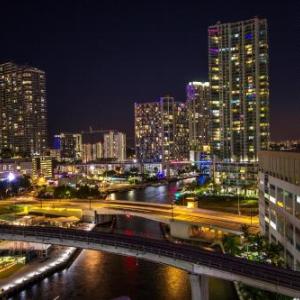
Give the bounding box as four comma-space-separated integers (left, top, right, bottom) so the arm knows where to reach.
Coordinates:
0, 224, 300, 292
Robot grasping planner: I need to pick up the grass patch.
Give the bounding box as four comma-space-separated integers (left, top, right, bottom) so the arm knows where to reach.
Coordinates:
0, 263, 24, 279
197, 197, 258, 214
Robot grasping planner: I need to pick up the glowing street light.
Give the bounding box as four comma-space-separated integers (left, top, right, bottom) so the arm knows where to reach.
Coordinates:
7, 172, 16, 182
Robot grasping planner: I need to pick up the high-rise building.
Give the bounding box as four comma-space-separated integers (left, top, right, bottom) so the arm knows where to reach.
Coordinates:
0, 62, 47, 157
174, 101, 190, 162
186, 82, 210, 153
134, 96, 189, 163
32, 156, 53, 179
134, 102, 162, 162
95, 142, 103, 160
82, 142, 103, 163
208, 17, 269, 162
54, 133, 82, 161
103, 131, 126, 161
160, 96, 176, 162
258, 151, 300, 271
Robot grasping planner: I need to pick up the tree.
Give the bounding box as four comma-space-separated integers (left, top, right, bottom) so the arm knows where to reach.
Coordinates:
103, 170, 117, 177
241, 224, 250, 239
222, 235, 240, 256
248, 234, 266, 252
191, 164, 199, 173
129, 167, 139, 174
53, 185, 76, 199
265, 243, 284, 267
76, 185, 101, 199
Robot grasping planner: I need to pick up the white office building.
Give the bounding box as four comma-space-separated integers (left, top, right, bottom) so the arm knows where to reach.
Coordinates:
258, 151, 300, 271
103, 131, 126, 161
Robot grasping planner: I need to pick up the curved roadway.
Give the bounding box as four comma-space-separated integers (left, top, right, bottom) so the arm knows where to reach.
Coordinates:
0, 225, 299, 298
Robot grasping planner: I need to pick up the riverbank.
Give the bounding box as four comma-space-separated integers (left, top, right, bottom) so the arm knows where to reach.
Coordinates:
102, 175, 196, 193
0, 247, 79, 299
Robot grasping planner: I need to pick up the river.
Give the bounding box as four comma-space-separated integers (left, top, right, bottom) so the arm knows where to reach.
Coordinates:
10, 181, 238, 300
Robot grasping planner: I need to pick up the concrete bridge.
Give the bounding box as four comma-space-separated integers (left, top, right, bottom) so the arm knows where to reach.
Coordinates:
0, 225, 299, 299
83, 200, 259, 237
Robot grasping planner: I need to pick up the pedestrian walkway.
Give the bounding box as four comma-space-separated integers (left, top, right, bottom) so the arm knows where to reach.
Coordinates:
0, 246, 76, 296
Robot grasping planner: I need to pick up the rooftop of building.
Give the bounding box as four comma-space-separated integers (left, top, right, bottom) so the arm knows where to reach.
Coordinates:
208, 16, 266, 28
0, 61, 45, 74
258, 151, 300, 186
259, 150, 300, 159
269, 141, 300, 153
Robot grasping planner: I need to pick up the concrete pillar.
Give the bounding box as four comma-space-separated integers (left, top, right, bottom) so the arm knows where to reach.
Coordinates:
189, 274, 209, 300
170, 220, 191, 239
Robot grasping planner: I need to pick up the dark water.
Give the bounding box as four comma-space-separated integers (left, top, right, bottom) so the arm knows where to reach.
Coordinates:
11, 182, 237, 300
108, 181, 181, 203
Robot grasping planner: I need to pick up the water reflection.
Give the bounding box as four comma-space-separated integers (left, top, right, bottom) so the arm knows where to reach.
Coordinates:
163, 266, 189, 300
108, 182, 178, 204
10, 182, 237, 300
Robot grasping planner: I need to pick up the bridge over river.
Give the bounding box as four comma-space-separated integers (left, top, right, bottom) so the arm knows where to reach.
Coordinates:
0, 225, 299, 299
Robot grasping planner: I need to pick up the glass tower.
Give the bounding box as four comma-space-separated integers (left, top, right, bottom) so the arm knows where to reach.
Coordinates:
208, 17, 269, 162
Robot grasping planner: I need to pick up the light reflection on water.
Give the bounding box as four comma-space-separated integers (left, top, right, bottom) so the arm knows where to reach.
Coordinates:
10, 182, 237, 300
108, 182, 179, 203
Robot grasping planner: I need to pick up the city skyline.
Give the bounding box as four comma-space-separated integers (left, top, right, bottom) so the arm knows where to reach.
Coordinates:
0, 1, 299, 144
0, 3, 300, 299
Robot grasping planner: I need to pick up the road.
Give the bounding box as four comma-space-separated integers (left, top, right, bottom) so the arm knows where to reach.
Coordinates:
7, 196, 259, 234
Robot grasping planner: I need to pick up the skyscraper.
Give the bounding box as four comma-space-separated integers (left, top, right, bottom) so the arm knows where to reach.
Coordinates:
174, 101, 190, 162
186, 82, 210, 153
160, 96, 177, 162
54, 133, 82, 161
134, 102, 162, 162
134, 96, 189, 163
0, 62, 47, 157
103, 131, 126, 161
82, 142, 103, 163
208, 17, 269, 162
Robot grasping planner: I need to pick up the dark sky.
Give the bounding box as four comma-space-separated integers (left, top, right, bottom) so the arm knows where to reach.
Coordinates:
1, 0, 299, 146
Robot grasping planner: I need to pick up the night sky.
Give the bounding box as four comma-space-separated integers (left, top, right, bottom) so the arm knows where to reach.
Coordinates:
1, 0, 299, 146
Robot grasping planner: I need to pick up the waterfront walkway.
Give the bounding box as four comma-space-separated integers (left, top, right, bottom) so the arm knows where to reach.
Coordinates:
0, 246, 75, 295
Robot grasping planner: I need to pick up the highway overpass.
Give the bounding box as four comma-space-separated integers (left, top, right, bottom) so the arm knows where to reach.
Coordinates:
27, 199, 259, 236
0, 225, 299, 299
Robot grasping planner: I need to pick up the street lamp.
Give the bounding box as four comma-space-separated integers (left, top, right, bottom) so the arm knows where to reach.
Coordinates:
7, 172, 16, 221
237, 187, 241, 215
7, 172, 16, 182
171, 198, 175, 221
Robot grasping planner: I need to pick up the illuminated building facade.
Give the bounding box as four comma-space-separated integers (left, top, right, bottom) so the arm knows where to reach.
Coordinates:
53, 133, 82, 161
174, 100, 189, 162
258, 151, 300, 271
103, 131, 126, 161
214, 161, 258, 194
32, 156, 53, 178
0, 62, 47, 157
135, 102, 162, 162
186, 82, 210, 153
135, 96, 189, 163
82, 143, 103, 163
208, 17, 269, 162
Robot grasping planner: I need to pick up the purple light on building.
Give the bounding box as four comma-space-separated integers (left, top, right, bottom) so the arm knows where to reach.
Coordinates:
209, 48, 219, 54
208, 28, 219, 35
